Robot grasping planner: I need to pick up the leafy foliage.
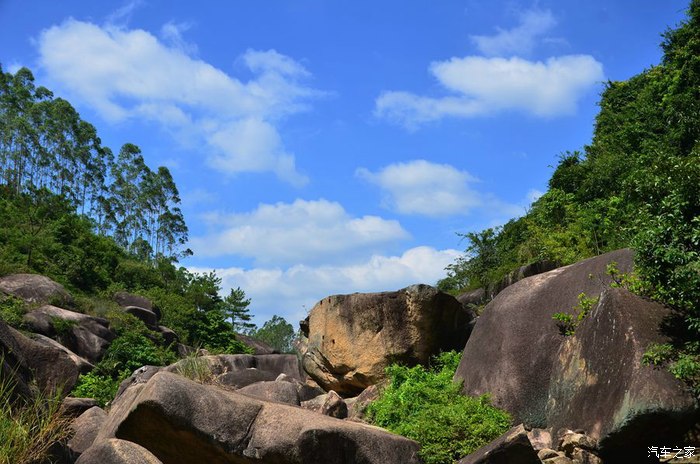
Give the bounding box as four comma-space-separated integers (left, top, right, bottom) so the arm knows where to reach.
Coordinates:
552, 293, 599, 336
439, 0, 700, 392
248, 315, 295, 353
366, 352, 511, 464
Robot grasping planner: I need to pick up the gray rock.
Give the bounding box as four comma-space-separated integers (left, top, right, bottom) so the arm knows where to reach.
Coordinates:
123, 306, 158, 327
95, 371, 421, 464
0, 273, 72, 306
455, 249, 634, 426
217, 367, 279, 388
320, 390, 347, 419
68, 406, 107, 457
347, 384, 380, 422
61, 397, 99, 418
76, 439, 162, 464
238, 380, 301, 406
458, 424, 540, 464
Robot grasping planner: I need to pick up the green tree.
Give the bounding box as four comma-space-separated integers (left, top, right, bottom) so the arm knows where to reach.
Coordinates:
221, 287, 254, 332
251, 315, 295, 353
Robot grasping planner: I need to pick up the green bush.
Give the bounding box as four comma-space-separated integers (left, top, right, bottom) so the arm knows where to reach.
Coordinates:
366, 351, 511, 464
0, 296, 25, 328
71, 371, 125, 408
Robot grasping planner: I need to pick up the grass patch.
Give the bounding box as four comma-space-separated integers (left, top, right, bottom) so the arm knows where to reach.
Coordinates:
366, 351, 511, 464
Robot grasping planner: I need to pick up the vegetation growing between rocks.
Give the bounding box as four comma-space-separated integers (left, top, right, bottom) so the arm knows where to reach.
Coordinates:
367, 351, 511, 464
0, 365, 70, 464
552, 292, 599, 336
438, 0, 700, 394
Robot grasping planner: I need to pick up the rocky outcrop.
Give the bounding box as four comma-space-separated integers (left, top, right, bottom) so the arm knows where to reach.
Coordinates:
238, 380, 301, 406
236, 333, 279, 354
455, 249, 634, 426
0, 273, 72, 306
124, 305, 159, 327
0, 319, 80, 397
76, 438, 163, 464
69, 406, 108, 458
302, 284, 474, 395
166, 353, 305, 381
545, 288, 700, 461
89, 371, 421, 464
458, 424, 540, 464
29, 333, 94, 373
454, 249, 699, 460
23, 305, 115, 363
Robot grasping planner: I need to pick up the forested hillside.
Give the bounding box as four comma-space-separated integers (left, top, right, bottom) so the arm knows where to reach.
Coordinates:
439, 0, 700, 389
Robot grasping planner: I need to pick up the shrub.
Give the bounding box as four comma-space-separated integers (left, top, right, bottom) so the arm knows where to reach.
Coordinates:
71, 371, 125, 408
175, 353, 214, 384
0, 296, 25, 328
366, 351, 511, 464
0, 367, 70, 463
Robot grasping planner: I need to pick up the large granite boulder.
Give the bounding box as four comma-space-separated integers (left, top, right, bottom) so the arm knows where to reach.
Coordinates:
238, 380, 301, 406
546, 288, 699, 461
458, 424, 540, 464
76, 439, 163, 464
0, 273, 72, 306
455, 249, 634, 426
93, 371, 422, 464
23, 305, 115, 363
302, 284, 473, 395
454, 249, 699, 460
0, 320, 80, 398
68, 406, 108, 458
165, 353, 305, 381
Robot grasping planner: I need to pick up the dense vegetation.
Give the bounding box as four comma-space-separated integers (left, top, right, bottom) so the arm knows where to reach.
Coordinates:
367, 352, 511, 464
438, 0, 700, 390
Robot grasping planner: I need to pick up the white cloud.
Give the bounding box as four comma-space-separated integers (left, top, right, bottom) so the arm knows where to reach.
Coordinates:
375, 55, 604, 128
190, 246, 461, 326
357, 160, 481, 217
36, 19, 321, 185
160, 21, 198, 55
471, 9, 557, 56
189, 199, 409, 265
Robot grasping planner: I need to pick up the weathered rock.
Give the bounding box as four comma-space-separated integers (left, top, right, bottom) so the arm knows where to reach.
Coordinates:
486, 260, 559, 300
538, 449, 562, 460
455, 249, 635, 426
238, 380, 301, 406
527, 428, 552, 451
123, 306, 158, 327
156, 326, 178, 346
236, 333, 279, 354
546, 288, 699, 461
559, 432, 597, 454
76, 439, 163, 464
303, 284, 474, 395
217, 368, 279, 388
166, 353, 304, 381
458, 424, 540, 464
115, 366, 163, 400
570, 448, 602, 464
113, 291, 153, 311
29, 333, 94, 373
542, 456, 574, 464
347, 384, 380, 422
0, 320, 79, 397
96, 371, 422, 464
321, 390, 348, 418
0, 273, 72, 306
298, 379, 326, 402
457, 288, 487, 307
69, 406, 108, 457
23, 305, 115, 363
61, 397, 99, 418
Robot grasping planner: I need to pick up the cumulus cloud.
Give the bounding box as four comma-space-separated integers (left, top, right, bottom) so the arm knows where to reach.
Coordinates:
190, 246, 461, 325
36, 19, 321, 185
357, 160, 481, 217
375, 55, 604, 128
189, 199, 409, 265
471, 8, 557, 56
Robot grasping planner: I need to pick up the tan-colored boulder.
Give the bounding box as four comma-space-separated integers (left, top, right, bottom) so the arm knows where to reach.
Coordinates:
0, 273, 71, 305
238, 380, 301, 405
76, 439, 162, 464
302, 284, 473, 395
96, 371, 421, 464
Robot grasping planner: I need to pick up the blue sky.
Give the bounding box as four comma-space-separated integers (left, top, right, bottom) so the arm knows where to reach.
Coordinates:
0, 0, 689, 326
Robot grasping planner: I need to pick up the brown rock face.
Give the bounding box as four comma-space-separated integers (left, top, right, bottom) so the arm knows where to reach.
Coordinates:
546, 288, 699, 461
458, 424, 540, 464
94, 371, 421, 464
454, 249, 634, 426
0, 273, 72, 305
302, 284, 473, 395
